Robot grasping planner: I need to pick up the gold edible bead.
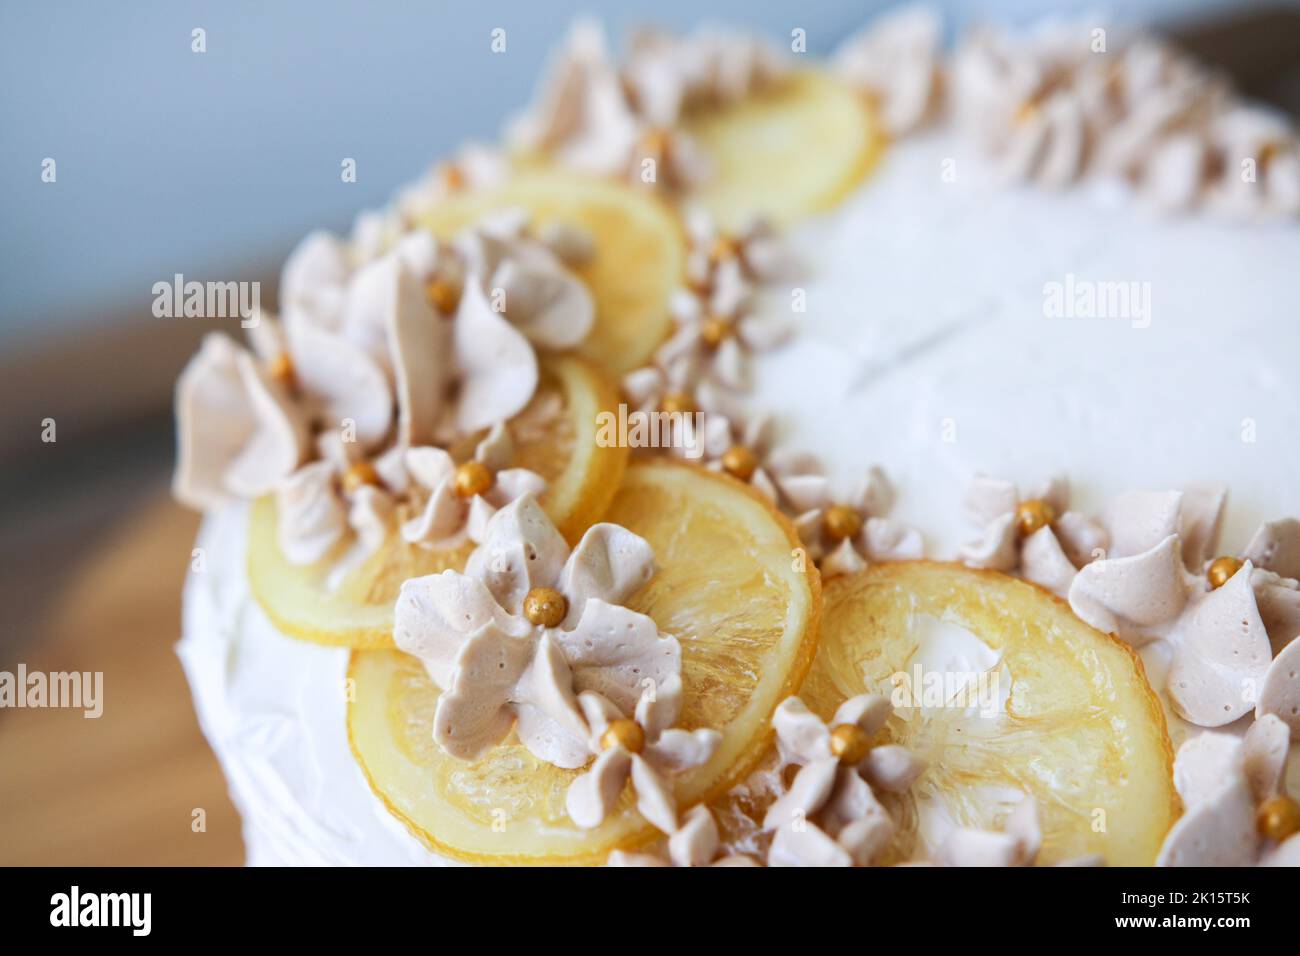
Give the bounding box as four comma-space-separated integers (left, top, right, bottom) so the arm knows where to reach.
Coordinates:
700, 316, 731, 349
721, 445, 759, 482
709, 234, 742, 264
268, 351, 297, 389
600, 718, 645, 755
1207, 555, 1244, 590
523, 587, 567, 629
453, 460, 494, 499
823, 505, 863, 543
639, 128, 671, 158
1015, 498, 1057, 537
426, 277, 461, 315
1256, 795, 1300, 842
440, 163, 466, 192
341, 460, 381, 494
828, 724, 872, 765
1015, 99, 1039, 124
658, 391, 697, 416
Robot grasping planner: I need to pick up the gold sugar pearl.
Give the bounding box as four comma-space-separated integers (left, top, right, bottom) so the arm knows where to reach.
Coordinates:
1258, 141, 1283, 169
426, 277, 462, 315
1207, 555, 1244, 590
1015, 99, 1040, 124
658, 391, 697, 416
1015, 498, 1057, 537
1256, 795, 1300, 842
453, 460, 494, 499
341, 460, 381, 494
638, 128, 672, 164
822, 505, 863, 543
709, 234, 743, 264
523, 587, 567, 629
721, 445, 759, 482
600, 718, 645, 755
268, 351, 297, 389
700, 316, 731, 349
440, 163, 466, 192
828, 724, 872, 765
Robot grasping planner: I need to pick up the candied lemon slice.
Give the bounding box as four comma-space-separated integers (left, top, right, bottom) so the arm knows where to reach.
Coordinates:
683, 71, 879, 230
247, 356, 626, 648
788, 562, 1176, 866
348, 460, 820, 863
416, 172, 683, 377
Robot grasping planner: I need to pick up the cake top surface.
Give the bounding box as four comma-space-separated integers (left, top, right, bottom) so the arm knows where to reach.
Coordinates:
173, 9, 1300, 867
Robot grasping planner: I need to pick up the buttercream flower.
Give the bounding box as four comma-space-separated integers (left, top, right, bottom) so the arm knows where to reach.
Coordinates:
277, 213, 594, 445
1066, 485, 1223, 644
1091, 40, 1230, 212
834, 5, 943, 136
401, 424, 546, 550
565, 680, 721, 834
1157, 714, 1299, 866
393, 495, 674, 769
1166, 560, 1275, 727
646, 212, 798, 393
607, 806, 759, 867
681, 209, 802, 299
619, 362, 709, 461
1067, 489, 1300, 729
1204, 108, 1300, 220
509, 21, 784, 192
272, 429, 408, 565
507, 20, 645, 179
695, 404, 826, 512
625, 26, 786, 118
952, 24, 1096, 188
392, 143, 511, 223
958, 473, 1107, 595
173, 333, 310, 510
793, 467, 923, 577
763, 695, 924, 867
932, 797, 1044, 867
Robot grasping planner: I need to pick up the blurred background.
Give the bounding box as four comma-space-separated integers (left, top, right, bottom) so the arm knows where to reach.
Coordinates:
1, 0, 1298, 865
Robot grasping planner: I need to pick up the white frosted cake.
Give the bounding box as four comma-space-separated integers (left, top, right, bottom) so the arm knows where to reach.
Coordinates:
175, 10, 1300, 866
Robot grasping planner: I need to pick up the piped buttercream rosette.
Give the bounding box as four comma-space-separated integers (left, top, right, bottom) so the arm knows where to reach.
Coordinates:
833, 5, 944, 137
175, 209, 595, 571
393, 494, 723, 837
793, 467, 923, 578
508, 20, 787, 192
762, 696, 924, 867
1158, 715, 1299, 866
607, 806, 759, 867
959, 473, 1108, 595
1064, 487, 1300, 730
949, 18, 1299, 218
656, 211, 799, 392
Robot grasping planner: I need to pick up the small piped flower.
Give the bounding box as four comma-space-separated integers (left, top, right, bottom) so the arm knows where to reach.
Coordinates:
607, 806, 759, 867
763, 695, 924, 867
565, 680, 721, 835
793, 467, 923, 578
1158, 715, 1297, 866
959, 473, 1107, 595
401, 423, 546, 550
393, 495, 671, 769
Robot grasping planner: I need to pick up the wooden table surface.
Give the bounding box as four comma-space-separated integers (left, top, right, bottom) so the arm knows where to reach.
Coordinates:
0, 496, 245, 866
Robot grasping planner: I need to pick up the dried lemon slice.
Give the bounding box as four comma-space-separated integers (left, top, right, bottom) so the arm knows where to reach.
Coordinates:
348, 460, 820, 863
247, 356, 625, 648
683, 71, 880, 230
415, 172, 683, 377
791, 562, 1177, 866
